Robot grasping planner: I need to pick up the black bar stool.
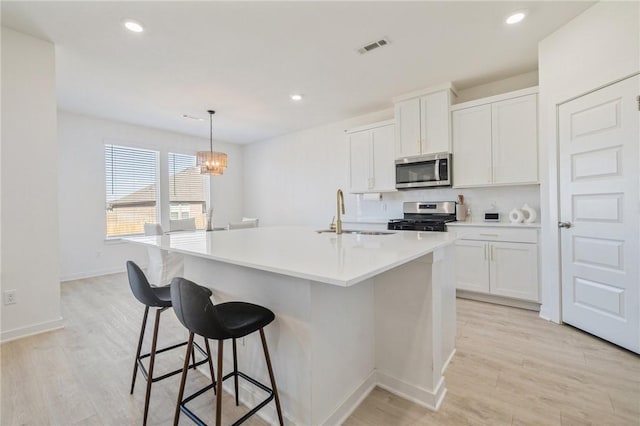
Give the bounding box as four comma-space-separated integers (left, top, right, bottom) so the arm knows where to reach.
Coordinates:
126, 261, 216, 425
170, 277, 284, 426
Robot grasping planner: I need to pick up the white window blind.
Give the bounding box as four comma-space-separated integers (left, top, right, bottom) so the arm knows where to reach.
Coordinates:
168, 153, 207, 229
105, 144, 159, 237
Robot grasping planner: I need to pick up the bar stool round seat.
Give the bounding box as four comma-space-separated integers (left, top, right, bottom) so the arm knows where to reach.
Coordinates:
210, 302, 274, 339
171, 277, 284, 426
126, 261, 214, 426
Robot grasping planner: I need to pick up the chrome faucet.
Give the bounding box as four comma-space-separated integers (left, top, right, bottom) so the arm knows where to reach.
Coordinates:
336, 189, 345, 234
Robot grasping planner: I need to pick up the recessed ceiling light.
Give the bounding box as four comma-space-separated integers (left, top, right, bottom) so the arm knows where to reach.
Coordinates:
124, 20, 144, 33
506, 11, 526, 25
290, 94, 303, 101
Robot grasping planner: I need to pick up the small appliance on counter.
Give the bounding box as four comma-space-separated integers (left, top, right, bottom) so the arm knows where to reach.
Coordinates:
483, 203, 501, 222
388, 201, 457, 232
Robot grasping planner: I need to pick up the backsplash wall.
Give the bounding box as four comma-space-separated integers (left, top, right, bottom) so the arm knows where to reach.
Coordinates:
354, 185, 541, 223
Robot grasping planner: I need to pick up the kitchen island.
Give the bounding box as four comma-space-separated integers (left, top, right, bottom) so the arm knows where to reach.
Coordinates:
124, 226, 456, 425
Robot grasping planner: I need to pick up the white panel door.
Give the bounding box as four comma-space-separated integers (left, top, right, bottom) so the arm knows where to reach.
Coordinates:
395, 98, 422, 158
371, 124, 396, 191
492, 94, 539, 184
454, 240, 490, 293
452, 104, 492, 187
348, 130, 371, 193
421, 90, 450, 154
490, 242, 539, 301
559, 75, 639, 353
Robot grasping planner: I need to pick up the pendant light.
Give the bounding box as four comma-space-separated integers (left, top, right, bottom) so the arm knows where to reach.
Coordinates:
196, 110, 228, 175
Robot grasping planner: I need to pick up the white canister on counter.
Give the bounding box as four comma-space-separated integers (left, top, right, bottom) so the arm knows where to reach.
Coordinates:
509, 208, 524, 223
521, 204, 537, 223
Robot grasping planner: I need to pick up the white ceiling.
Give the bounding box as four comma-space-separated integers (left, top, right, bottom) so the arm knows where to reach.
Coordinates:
1, 1, 593, 144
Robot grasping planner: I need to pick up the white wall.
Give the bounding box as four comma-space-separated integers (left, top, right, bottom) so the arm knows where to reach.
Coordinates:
1, 28, 62, 341
455, 70, 539, 104
58, 111, 244, 281
538, 1, 640, 322
243, 109, 395, 227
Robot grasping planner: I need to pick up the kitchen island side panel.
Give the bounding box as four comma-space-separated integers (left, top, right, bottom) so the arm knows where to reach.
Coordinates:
310, 279, 376, 425
373, 248, 453, 409
183, 255, 313, 425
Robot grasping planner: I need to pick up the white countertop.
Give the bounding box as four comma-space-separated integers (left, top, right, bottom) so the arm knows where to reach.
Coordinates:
123, 226, 455, 287
447, 221, 541, 229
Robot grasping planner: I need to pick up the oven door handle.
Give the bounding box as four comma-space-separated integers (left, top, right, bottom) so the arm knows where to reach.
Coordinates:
434, 159, 440, 181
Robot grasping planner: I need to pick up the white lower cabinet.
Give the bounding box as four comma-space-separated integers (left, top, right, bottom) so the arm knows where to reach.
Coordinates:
454, 240, 489, 293
453, 226, 539, 302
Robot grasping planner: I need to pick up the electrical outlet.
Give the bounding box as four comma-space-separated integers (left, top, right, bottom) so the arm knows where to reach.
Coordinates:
3, 290, 17, 305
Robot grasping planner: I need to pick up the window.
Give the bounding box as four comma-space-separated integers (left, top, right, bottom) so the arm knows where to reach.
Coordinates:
168, 153, 207, 229
105, 144, 159, 237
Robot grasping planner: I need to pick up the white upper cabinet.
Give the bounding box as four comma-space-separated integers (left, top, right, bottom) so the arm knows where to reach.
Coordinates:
491, 95, 538, 185
451, 104, 492, 186
348, 120, 396, 193
452, 87, 539, 188
395, 98, 422, 157
394, 85, 455, 158
348, 130, 371, 192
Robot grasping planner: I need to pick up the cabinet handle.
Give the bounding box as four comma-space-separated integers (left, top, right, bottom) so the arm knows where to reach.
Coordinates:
479, 233, 499, 237
484, 244, 488, 261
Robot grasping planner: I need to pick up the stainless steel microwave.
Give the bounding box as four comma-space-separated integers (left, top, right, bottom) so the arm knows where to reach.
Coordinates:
395, 152, 452, 189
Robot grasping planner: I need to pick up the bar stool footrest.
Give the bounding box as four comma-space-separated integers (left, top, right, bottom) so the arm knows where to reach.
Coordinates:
180, 370, 276, 426
138, 341, 209, 383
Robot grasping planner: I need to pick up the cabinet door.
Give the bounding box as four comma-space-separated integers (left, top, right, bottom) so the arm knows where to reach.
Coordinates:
490, 241, 539, 301
371, 124, 396, 191
492, 94, 538, 184
452, 104, 492, 187
349, 130, 372, 193
395, 98, 422, 158
421, 90, 450, 154
454, 240, 490, 293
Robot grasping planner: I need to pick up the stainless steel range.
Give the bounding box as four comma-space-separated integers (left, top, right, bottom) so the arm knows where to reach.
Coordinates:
387, 201, 457, 232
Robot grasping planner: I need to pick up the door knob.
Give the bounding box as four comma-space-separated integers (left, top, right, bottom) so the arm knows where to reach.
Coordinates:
558, 221, 572, 229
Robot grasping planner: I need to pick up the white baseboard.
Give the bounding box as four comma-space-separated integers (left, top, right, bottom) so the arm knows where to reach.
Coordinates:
193, 365, 446, 425
441, 348, 456, 375
60, 263, 147, 282
456, 290, 540, 311
376, 371, 446, 411
323, 370, 377, 426
1, 316, 65, 343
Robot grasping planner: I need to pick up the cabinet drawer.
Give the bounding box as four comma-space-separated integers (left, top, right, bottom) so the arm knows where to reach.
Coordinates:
453, 226, 538, 244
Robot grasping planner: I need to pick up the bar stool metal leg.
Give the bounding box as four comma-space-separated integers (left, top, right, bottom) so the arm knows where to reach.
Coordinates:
143, 307, 164, 425
260, 328, 284, 426
131, 306, 149, 394
174, 332, 195, 426
204, 338, 216, 393
232, 338, 239, 406
216, 340, 224, 426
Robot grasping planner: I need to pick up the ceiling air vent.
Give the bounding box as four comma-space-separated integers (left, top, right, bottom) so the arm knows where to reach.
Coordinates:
357, 38, 390, 55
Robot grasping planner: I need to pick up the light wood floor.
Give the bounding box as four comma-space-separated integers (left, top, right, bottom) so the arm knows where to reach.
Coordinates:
1, 273, 639, 426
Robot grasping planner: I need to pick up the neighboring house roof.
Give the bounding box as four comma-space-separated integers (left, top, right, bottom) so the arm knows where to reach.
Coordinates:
107, 167, 205, 209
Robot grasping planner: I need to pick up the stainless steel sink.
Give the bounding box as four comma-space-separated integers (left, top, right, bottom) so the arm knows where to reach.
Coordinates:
316, 229, 395, 235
